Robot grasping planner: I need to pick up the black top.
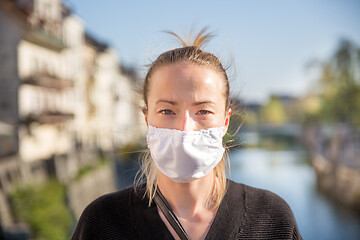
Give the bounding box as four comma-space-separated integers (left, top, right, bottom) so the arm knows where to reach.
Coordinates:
71, 180, 302, 240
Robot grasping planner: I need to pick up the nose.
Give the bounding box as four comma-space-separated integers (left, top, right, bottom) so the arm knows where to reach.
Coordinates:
178, 111, 196, 131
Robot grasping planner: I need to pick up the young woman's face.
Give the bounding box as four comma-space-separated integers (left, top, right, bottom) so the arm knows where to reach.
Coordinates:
145, 63, 231, 133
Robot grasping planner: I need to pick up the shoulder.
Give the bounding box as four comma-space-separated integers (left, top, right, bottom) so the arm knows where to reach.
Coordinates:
71, 185, 144, 240
241, 183, 294, 217
81, 184, 148, 219
227, 180, 302, 239
227, 180, 292, 212
85, 184, 136, 211
76, 185, 134, 222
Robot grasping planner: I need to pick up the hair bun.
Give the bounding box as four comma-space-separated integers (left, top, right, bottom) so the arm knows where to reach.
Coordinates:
163, 26, 214, 49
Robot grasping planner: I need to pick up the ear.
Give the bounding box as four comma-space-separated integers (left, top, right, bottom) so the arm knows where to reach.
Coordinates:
223, 108, 232, 136
142, 108, 149, 128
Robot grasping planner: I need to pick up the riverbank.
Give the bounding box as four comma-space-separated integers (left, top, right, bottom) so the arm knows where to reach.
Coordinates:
303, 123, 360, 213
312, 153, 360, 212
0, 151, 117, 239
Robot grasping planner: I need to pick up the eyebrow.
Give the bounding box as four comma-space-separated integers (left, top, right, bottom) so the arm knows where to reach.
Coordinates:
155, 99, 215, 106
192, 101, 215, 106
156, 99, 177, 105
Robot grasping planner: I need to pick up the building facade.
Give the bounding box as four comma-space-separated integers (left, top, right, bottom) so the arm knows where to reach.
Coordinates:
0, 0, 143, 195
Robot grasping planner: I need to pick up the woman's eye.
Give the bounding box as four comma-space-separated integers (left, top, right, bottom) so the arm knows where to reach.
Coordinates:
198, 110, 210, 115
160, 109, 174, 115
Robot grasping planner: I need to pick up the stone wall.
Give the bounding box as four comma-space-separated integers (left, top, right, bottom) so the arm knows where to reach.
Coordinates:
67, 164, 116, 220
313, 154, 360, 212
0, 189, 13, 228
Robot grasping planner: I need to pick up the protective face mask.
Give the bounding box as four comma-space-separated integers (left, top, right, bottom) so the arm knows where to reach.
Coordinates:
146, 125, 225, 183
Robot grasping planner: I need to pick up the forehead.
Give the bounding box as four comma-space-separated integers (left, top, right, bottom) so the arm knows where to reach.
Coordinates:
148, 63, 226, 103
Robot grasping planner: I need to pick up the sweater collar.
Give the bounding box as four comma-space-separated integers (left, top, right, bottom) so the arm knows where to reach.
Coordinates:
131, 180, 246, 240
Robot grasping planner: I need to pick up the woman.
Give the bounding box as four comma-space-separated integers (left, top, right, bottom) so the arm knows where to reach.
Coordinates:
72, 28, 302, 240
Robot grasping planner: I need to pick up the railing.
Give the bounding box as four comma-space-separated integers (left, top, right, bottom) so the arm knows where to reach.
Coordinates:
22, 73, 73, 90
25, 27, 66, 52
21, 111, 74, 125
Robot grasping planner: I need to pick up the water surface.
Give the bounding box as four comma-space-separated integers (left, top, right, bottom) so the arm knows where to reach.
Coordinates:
229, 149, 360, 240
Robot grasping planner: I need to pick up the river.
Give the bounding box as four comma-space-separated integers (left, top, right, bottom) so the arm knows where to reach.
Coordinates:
229, 148, 360, 240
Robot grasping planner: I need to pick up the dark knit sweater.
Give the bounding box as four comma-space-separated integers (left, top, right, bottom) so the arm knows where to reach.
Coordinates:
71, 180, 302, 240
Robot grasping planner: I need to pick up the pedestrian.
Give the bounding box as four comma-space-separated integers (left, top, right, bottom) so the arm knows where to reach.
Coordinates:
71, 27, 302, 240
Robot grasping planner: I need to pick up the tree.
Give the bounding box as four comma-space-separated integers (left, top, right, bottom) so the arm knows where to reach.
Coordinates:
317, 39, 360, 126
260, 96, 287, 125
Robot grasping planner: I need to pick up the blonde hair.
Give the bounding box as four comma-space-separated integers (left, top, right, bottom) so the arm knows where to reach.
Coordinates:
136, 27, 232, 209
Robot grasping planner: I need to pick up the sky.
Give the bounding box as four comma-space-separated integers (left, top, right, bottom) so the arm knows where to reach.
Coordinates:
65, 0, 360, 103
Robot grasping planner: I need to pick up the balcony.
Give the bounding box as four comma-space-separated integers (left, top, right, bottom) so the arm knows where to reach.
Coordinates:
25, 28, 66, 52
22, 73, 73, 90
37, 111, 74, 124
22, 111, 74, 125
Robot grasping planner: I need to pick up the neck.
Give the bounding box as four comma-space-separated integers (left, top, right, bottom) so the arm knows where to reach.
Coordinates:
157, 171, 215, 219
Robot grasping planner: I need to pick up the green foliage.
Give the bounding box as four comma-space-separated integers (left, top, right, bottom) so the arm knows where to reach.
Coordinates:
243, 111, 258, 125
260, 96, 287, 125
224, 103, 245, 149
316, 40, 360, 126
117, 143, 143, 162
73, 157, 109, 181
74, 165, 96, 181
10, 179, 73, 240
257, 134, 299, 151
223, 131, 243, 149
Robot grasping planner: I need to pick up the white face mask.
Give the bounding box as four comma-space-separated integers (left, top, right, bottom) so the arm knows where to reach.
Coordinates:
146, 125, 225, 183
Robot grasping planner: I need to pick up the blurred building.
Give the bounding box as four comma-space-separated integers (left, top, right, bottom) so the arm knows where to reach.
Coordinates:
117, 64, 147, 146
0, 0, 143, 192
17, 0, 74, 165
